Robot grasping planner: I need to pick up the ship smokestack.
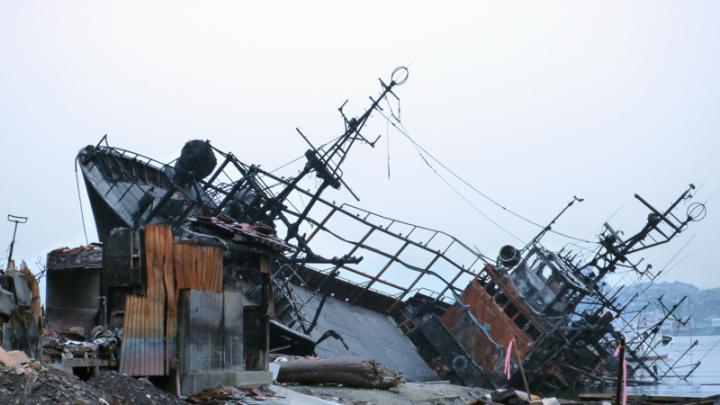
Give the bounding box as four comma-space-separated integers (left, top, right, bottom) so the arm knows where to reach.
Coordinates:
498, 245, 521, 268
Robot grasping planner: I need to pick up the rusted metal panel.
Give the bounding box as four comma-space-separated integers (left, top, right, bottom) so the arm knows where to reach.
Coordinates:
439, 263, 558, 379
483, 265, 547, 334
442, 306, 505, 374
173, 242, 223, 292
414, 314, 497, 385
190, 216, 291, 252
119, 225, 173, 376
442, 281, 531, 356
119, 295, 165, 376
177, 289, 224, 373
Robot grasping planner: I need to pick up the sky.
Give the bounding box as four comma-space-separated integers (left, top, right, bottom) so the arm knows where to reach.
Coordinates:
1, 1, 719, 293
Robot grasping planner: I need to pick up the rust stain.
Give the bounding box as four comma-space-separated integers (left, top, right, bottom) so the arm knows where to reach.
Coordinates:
119, 225, 173, 376
173, 242, 223, 292
119, 226, 225, 376
440, 264, 549, 374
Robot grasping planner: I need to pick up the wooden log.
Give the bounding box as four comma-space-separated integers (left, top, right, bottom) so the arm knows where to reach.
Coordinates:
277, 357, 404, 389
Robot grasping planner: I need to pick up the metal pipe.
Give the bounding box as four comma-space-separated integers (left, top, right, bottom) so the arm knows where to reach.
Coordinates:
6, 214, 28, 270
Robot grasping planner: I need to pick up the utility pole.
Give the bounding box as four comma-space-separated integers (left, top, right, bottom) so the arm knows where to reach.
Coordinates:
6, 214, 28, 271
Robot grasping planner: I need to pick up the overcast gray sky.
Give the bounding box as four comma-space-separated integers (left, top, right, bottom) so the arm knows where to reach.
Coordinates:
1, 1, 719, 292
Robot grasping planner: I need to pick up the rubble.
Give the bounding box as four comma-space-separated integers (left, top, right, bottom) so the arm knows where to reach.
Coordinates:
48, 244, 102, 254
43, 326, 119, 367
187, 385, 271, 404
0, 362, 110, 404
87, 370, 185, 405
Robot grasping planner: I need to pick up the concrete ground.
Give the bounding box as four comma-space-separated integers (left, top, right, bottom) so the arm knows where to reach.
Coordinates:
284, 381, 492, 405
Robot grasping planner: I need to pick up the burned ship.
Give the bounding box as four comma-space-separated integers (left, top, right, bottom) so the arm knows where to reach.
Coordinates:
33, 66, 707, 395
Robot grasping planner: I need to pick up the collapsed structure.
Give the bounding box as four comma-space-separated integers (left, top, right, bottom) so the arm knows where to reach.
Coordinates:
13, 66, 708, 395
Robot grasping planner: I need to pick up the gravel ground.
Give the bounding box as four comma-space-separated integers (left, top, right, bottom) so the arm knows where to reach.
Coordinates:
286, 381, 492, 405
87, 371, 186, 405
0, 365, 110, 405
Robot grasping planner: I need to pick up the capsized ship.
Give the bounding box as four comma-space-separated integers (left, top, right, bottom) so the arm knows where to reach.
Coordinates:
42, 66, 706, 395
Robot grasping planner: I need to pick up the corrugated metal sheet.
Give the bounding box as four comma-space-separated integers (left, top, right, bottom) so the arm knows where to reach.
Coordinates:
173, 242, 223, 292
120, 295, 166, 376
119, 225, 173, 376
119, 226, 225, 376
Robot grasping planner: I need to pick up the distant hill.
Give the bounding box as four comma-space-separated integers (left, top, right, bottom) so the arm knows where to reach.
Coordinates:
618, 282, 720, 332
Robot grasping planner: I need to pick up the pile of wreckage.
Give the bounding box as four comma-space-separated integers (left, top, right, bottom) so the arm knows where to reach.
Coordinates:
0, 66, 712, 404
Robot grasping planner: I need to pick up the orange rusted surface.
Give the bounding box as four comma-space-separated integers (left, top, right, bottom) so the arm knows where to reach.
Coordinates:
441, 265, 547, 365
119, 295, 166, 376
119, 225, 173, 376
483, 265, 547, 334
119, 226, 226, 376
173, 242, 223, 292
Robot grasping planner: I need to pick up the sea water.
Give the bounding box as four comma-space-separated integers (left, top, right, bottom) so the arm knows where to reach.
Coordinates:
625, 335, 720, 398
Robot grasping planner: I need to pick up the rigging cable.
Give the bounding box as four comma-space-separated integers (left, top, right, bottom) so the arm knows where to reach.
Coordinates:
74, 157, 90, 245
378, 109, 598, 245
409, 141, 525, 244
696, 337, 720, 364
386, 120, 391, 179
269, 135, 343, 174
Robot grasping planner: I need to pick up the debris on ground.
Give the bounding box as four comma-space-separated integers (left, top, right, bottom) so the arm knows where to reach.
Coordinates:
0, 363, 110, 404
470, 389, 561, 405
87, 370, 186, 405
187, 384, 341, 405
0, 346, 35, 374
187, 385, 271, 404
285, 381, 492, 405
43, 326, 120, 364
0, 347, 183, 405
277, 357, 404, 389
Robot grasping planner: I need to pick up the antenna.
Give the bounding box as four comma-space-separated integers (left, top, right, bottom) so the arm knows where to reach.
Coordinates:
522, 195, 584, 252
258, 66, 410, 238
6, 214, 28, 271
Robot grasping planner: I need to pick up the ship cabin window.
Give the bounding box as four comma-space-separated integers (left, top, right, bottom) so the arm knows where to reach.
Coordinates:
476, 271, 491, 287
514, 314, 529, 329
484, 281, 499, 296
494, 293, 509, 306
515, 314, 528, 329
504, 303, 519, 318
526, 325, 541, 340
539, 265, 553, 281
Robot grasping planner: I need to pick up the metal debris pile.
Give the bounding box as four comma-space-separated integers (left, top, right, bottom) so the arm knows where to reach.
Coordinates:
48, 243, 103, 255
43, 326, 120, 364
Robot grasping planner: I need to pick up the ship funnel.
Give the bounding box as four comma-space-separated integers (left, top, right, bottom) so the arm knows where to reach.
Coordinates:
174, 140, 217, 186
498, 245, 521, 268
